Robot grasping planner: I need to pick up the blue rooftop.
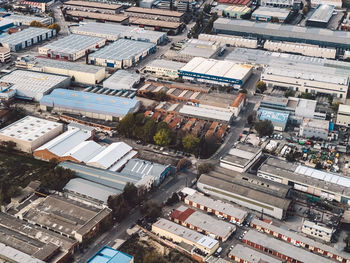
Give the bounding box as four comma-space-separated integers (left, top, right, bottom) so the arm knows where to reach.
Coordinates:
258, 108, 289, 123
40, 89, 140, 117
87, 246, 133, 263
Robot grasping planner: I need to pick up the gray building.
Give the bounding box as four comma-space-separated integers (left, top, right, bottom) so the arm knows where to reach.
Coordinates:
306, 4, 334, 27
103, 70, 140, 91
299, 118, 329, 140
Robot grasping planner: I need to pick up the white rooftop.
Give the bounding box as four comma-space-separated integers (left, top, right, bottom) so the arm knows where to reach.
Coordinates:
0, 116, 62, 143
229, 244, 282, 263
103, 70, 140, 90
0, 27, 53, 46
63, 140, 104, 163
145, 59, 186, 71
0, 242, 45, 263
338, 104, 350, 114
179, 104, 233, 122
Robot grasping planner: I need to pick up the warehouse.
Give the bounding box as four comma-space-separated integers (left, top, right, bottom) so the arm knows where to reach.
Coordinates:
311, 0, 342, 7
198, 34, 258, 49
63, 0, 122, 14
261, 65, 349, 102
242, 230, 333, 263
0, 116, 62, 153
257, 108, 289, 131
302, 220, 334, 242
152, 218, 219, 255
179, 104, 234, 123
299, 118, 329, 140
257, 157, 350, 203
129, 18, 183, 34
0, 27, 55, 51
5, 14, 53, 26
213, 18, 350, 49
87, 247, 133, 263
0, 19, 14, 33
16, 56, 106, 85
178, 57, 252, 88
103, 70, 140, 91
88, 39, 156, 69
306, 4, 334, 27
170, 205, 235, 241
336, 104, 350, 127
143, 59, 186, 79
181, 188, 248, 223
40, 89, 140, 121
65, 10, 129, 24
70, 22, 167, 44
261, 0, 294, 7
220, 143, 262, 172
221, 6, 251, 19
38, 34, 106, 61
229, 244, 282, 263
251, 218, 350, 263
125, 7, 185, 22
0, 70, 70, 101
251, 7, 291, 23
231, 92, 246, 117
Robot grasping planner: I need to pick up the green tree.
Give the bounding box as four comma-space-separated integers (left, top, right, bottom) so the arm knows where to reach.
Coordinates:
203, 3, 212, 13
254, 119, 274, 137
117, 113, 135, 137
142, 119, 157, 143
333, 102, 340, 111
107, 194, 129, 222
302, 5, 309, 15
247, 113, 256, 125
123, 182, 138, 206
143, 252, 164, 263
0, 141, 17, 152
284, 90, 295, 98
298, 92, 315, 100
154, 129, 171, 146
156, 121, 169, 132
315, 162, 323, 170
165, 192, 179, 206
30, 20, 45, 28
286, 152, 296, 162
256, 81, 267, 93
270, 16, 279, 23
182, 134, 200, 152
197, 163, 214, 178
155, 91, 167, 101
141, 201, 162, 222
48, 23, 61, 33
40, 166, 75, 191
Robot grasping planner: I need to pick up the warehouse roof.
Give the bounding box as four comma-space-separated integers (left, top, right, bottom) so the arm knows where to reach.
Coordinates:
0, 116, 62, 143
0, 243, 45, 263
179, 104, 233, 122
63, 140, 104, 162
40, 34, 105, 55
178, 39, 222, 58
89, 39, 155, 61
64, 178, 121, 203
145, 59, 186, 70
307, 4, 334, 23
152, 218, 218, 249
184, 191, 247, 221
40, 89, 140, 117
258, 108, 289, 123
338, 104, 350, 114
214, 18, 350, 47
87, 246, 133, 263
66, 10, 128, 22
65, 0, 121, 9
126, 6, 184, 17
252, 6, 291, 19
302, 118, 329, 129
121, 158, 170, 180
129, 17, 182, 29
103, 70, 140, 90
5, 14, 52, 25
226, 143, 262, 166
229, 244, 282, 263
0, 27, 53, 46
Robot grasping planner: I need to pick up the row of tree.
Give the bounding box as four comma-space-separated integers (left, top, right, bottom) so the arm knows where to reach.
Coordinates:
30, 20, 61, 33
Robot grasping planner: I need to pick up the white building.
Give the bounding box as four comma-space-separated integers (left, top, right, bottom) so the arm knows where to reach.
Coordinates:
38, 34, 106, 61
311, 0, 342, 8
0, 47, 10, 63
5, 14, 53, 26
0, 116, 63, 153
143, 59, 186, 79
260, 0, 294, 8
0, 70, 70, 101
302, 220, 334, 242
299, 118, 329, 140
198, 34, 258, 49
179, 104, 234, 123
103, 70, 140, 90
220, 143, 262, 173
336, 104, 350, 127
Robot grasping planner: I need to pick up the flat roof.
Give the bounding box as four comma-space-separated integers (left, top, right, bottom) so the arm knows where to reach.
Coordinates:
338, 104, 350, 114
121, 158, 170, 180
66, 10, 128, 22
229, 244, 282, 263
145, 59, 186, 70
0, 243, 45, 263
152, 218, 218, 249
178, 39, 221, 58
0, 116, 62, 143
302, 118, 329, 129
243, 230, 332, 263
5, 14, 52, 24
129, 17, 182, 29
40, 88, 140, 117
213, 18, 350, 48
179, 104, 233, 122
40, 34, 105, 55
257, 108, 289, 124
224, 143, 262, 166
89, 39, 155, 61
0, 27, 53, 46
252, 6, 291, 19
64, 0, 121, 10
125, 6, 184, 17
103, 70, 140, 90
87, 246, 133, 263
307, 4, 334, 23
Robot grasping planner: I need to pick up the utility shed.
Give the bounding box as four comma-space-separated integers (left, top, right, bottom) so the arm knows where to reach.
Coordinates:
103, 70, 140, 90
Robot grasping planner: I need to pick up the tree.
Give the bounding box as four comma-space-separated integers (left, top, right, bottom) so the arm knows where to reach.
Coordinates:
48, 23, 61, 33
117, 113, 135, 137
256, 81, 267, 93
182, 134, 200, 152
143, 252, 164, 263
328, 95, 334, 105
0, 141, 16, 152
286, 152, 296, 162
155, 91, 167, 101
284, 90, 295, 98
30, 21, 45, 28
298, 92, 315, 100
302, 5, 309, 15
254, 120, 274, 137
123, 182, 138, 206
107, 194, 129, 222
40, 166, 75, 191
315, 162, 323, 170
197, 163, 213, 178
154, 129, 172, 146
333, 102, 340, 111
165, 192, 180, 206
270, 16, 279, 23
247, 113, 256, 125
203, 3, 211, 13
141, 201, 162, 222
157, 121, 169, 132
142, 119, 157, 143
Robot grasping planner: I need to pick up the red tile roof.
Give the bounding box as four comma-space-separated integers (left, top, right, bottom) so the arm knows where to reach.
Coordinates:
170, 207, 195, 222
231, 93, 246, 108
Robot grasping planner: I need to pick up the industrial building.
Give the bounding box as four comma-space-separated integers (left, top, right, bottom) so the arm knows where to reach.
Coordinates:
88, 39, 156, 69
251, 7, 291, 23
129, 17, 183, 34
299, 118, 329, 140
70, 22, 166, 44
63, 0, 123, 14
217, 0, 251, 6
261, 0, 294, 7
124, 7, 185, 22
264, 41, 336, 59
230, 92, 246, 117
143, 59, 186, 79
179, 57, 252, 88
302, 220, 334, 242
228, 244, 282, 263
181, 188, 248, 223
242, 230, 333, 263
0, 212, 77, 263
0, 47, 11, 63
257, 108, 289, 131
213, 18, 350, 49
220, 143, 262, 172
0, 69, 70, 101
16, 56, 106, 85
198, 34, 258, 49
257, 157, 350, 203
0, 116, 62, 153
0, 27, 55, 51
251, 218, 350, 262
66, 10, 129, 24
87, 247, 134, 263
40, 89, 140, 121
179, 104, 234, 123
4, 13, 53, 26
336, 104, 350, 127
170, 205, 235, 241
39, 34, 106, 61
311, 0, 341, 8
306, 4, 334, 27
19, 194, 111, 243
103, 70, 140, 91
215, 5, 251, 19
0, 19, 14, 33
152, 218, 219, 255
